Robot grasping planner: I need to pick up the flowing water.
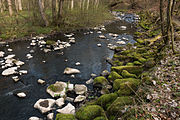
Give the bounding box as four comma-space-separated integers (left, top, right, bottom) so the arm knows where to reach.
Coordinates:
0, 13, 137, 120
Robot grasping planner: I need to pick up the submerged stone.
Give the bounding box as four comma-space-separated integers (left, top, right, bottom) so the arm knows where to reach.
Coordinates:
76, 105, 105, 120
64, 67, 80, 74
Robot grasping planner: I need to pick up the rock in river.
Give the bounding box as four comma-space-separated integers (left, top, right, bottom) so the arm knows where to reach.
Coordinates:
75, 84, 87, 95
46, 81, 67, 97
37, 79, 46, 84
0, 51, 5, 57
2, 67, 18, 76
34, 99, 56, 114
47, 113, 54, 120
56, 98, 65, 107
56, 103, 75, 115
17, 92, 26, 98
29, 117, 42, 120
74, 95, 86, 102
64, 67, 80, 74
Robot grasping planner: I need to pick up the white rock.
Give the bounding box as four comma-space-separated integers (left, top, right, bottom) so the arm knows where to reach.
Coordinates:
30, 50, 35, 53
37, 79, 45, 84
75, 62, 80, 66
91, 73, 97, 77
7, 48, 13, 52
56, 98, 64, 107
56, 103, 75, 115
70, 75, 75, 78
97, 31, 102, 34
66, 97, 74, 102
99, 35, 106, 39
120, 26, 127, 30
113, 34, 119, 37
117, 41, 126, 45
0, 51, 5, 57
12, 76, 19, 82
74, 95, 86, 102
34, 99, 56, 114
97, 44, 102, 47
26, 54, 33, 59
5, 54, 15, 59
64, 67, 80, 74
30, 43, 36, 46
28, 117, 42, 120
69, 39, 76, 44
75, 84, 87, 95
2, 67, 18, 76
46, 81, 67, 97
19, 70, 28, 74
40, 41, 46, 45
14, 60, 24, 66
44, 49, 51, 53
86, 78, 94, 84
47, 113, 54, 120
67, 84, 74, 91
17, 92, 26, 98
5, 58, 15, 64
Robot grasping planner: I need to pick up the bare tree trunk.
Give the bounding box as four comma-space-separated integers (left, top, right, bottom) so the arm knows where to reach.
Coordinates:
18, 0, 22, 11
38, 0, 49, 26
71, 0, 74, 10
0, 0, 3, 13
52, 0, 56, 23
160, 0, 167, 44
87, 0, 89, 10
15, 0, 19, 12
58, 0, 63, 19
7, 0, 13, 16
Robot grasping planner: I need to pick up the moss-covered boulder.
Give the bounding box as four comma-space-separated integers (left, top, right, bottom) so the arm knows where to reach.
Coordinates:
96, 93, 118, 109
136, 39, 144, 44
111, 66, 143, 75
121, 70, 137, 78
112, 60, 123, 66
137, 57, 147, 63
133, 61, 142, 65
108, 71, 122, 82
113, 78, 140, 96
93, 76, 109, 87
76, 105, 105, 120
56, 113, 76, 120
93, 116, 106, 120
126, 63, 134, 66
107, 96, 134, 116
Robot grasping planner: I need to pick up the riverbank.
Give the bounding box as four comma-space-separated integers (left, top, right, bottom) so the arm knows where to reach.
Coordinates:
61, 11, 180, 120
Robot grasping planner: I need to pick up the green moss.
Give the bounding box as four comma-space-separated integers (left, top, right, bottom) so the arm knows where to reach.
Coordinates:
133, 61, 142, 65
113, 54, 129, 60
121, 50, 132, 55
96, 93, 118, 109
113, 78, 140, 96
76, 105, 105, 120
46, 40, 56, 45
121, 70, 137, 78
111, 66, 143, 75
134, 31, 143, 37
107, 96, 134, 116
112, 60, 123, 66
108, 71, 123, 82
48, 84, 63, 92
126, 63, 134, 66
138, 57, 147, 63
56, 113, 76, 120
93, 76, 109, 86
93, 116, 106, 120
136, 39, 144, 44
